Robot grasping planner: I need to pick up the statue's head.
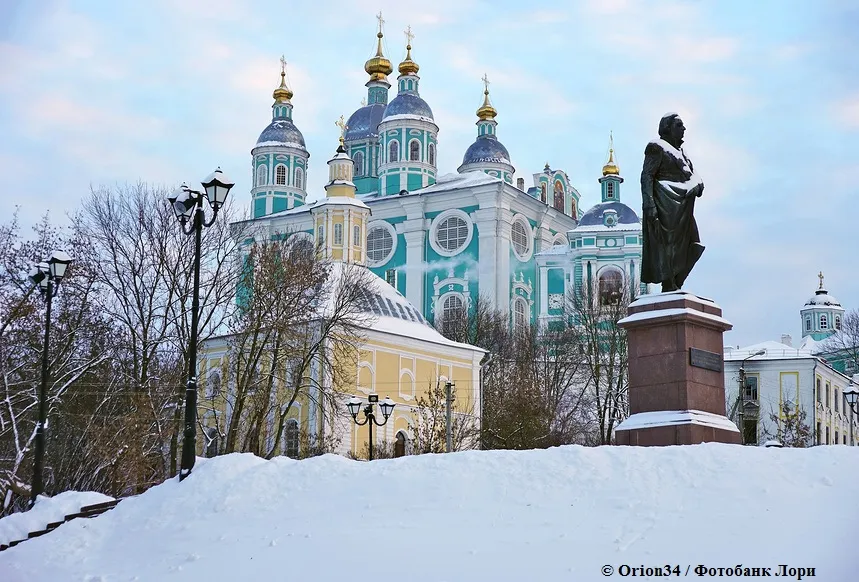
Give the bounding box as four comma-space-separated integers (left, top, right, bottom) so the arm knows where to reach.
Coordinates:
658, 113, 685, 145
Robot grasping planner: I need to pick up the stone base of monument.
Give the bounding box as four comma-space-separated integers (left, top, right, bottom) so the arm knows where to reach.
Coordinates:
615, 291, 741, 446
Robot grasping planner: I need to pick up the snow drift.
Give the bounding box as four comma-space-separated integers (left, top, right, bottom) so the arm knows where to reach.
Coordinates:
1, 444, 856, 581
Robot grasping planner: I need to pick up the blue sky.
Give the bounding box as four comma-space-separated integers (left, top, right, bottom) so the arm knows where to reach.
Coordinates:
1, 0, 856, 347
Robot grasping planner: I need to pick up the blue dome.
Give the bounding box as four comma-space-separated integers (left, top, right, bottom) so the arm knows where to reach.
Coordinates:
578, 202, 640, 226
460, 136, 511, 167
382, 93, 434, 120
256, 118, 306, 148
345, 103, 385, 141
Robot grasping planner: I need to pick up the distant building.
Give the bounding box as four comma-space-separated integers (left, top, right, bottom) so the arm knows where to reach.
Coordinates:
724, 275, 858, 446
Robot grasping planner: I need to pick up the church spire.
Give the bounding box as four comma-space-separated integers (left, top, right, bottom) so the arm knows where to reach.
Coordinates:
272, 56, 294, 120
398, 25, 420, 77
598, 132, 623, 203
325, 116, 356, 198
602, 131, 620, 176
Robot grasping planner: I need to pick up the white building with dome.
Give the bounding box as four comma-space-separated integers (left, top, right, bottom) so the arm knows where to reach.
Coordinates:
239, 17, 643, 330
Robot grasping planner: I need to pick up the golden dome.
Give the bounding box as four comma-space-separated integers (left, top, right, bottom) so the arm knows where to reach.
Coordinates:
364, 31, 393, 81
602, 148, 620, 176
398, 43, 419, 76
476, 75, 497, 120
272, 71, 293, 102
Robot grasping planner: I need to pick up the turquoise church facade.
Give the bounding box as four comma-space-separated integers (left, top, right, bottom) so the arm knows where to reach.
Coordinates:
241, 19, 644, 331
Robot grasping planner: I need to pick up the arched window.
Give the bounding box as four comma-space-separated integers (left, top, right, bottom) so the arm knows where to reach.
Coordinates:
256, 165, 267, 187
821, 314, 828, 329
316, 225, 324, 246
389, 140, 399, 163
395, 431, 406, 458
540, 183, 547, 203
428, 143, 436, 166
440, 294, 464, 327
409, 140, 421, 161
275, 164, 286, 185
284, 419, 299, 459
571, 201, 577, 218
353, 225, 361, 246
333, 223, 343, 245
599, 269, 623, 305
835, 316, 841, 330
606, 181, 614, 198
353, 152, 364, 177
513, 297, 528, 333
553, 181, 565, 213
294, 167, 304, 190
367, 226, 394, 264
806, 318, 811, 331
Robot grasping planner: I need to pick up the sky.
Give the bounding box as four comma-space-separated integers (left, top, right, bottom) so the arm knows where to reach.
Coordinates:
0, 0, 856, 347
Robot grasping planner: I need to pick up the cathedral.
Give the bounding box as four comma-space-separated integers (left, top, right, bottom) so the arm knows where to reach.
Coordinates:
243, 16, 644, 330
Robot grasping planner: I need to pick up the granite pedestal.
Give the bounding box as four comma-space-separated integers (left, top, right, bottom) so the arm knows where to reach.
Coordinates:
615, 291, 740, 446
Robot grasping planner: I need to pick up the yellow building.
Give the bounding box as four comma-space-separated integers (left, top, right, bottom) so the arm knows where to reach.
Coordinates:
199, 127, 485, 459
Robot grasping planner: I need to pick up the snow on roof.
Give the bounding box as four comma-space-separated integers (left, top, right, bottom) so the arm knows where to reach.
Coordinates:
253, 140, 307, 150
311, 196, 370, 211
616, 410, 739, 433
723, 340, 814, 361
629, 291, 721, 311
571, 222, 641, 234
6, 445, 858, 580
618, 307, 731, 328
410, 172, 502, 195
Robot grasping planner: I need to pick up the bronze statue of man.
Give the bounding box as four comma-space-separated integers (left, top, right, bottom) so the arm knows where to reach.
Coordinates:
640, 113, 705, 292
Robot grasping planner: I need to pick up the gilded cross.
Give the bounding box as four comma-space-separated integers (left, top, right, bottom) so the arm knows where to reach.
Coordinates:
404, 25, 414, 46
335, 115, 348, 142
376, 11, 385, 33
818, 271, 824, 289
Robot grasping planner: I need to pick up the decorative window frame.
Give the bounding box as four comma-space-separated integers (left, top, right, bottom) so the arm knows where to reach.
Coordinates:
428, 143, 436, 166
399, 369, 416, 400
333, 223, 343, 246
510, 215, 533, 262
284, 417, 300, 459
366, 220, 397, 267
275, 164, 287, 185
353, 224, 361, 246
553, 234, 568, 247
512, 296, 529, 332
294, 167, 304, 190
435, 291, 466, 329
256, 164, 267, 187
353, 151, 365, 177
408, 138, 421, 162
821, 314, 828, 329
597, 265, 625, 305
388, 139, 400, 163
429, 209, 474, 258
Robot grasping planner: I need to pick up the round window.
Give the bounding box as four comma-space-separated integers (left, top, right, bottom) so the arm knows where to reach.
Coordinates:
367, 226, 394, 264
436, 216, 469, 253
510, 219, 531, 261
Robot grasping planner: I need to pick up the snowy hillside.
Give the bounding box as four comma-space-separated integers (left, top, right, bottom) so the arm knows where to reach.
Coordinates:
1, 445, 856, 581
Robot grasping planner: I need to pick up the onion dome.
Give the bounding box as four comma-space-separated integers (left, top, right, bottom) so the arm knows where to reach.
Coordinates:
398, 40, 419, 76
602, 148, 620, 176
364, 26, 393, 81
256, 120, 305, 148
272, 69, 293, 102
461, 138, 511, 167
476, 86, 497, 120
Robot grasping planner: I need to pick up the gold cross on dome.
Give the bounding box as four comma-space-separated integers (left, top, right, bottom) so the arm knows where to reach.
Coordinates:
335, 115, 348, 143
481, 73, 490, 93
376, 11, 385, 33
280, 55, 287, 75
818, 271, 825, 289
404, 25, 414, 46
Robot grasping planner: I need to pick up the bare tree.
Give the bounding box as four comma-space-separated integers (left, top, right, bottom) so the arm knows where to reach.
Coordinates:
565, 280, 635, 445
763, 401, 812, 448
822, 309, 859, 377
203, 234, 374, 459
411, 379, 480, 453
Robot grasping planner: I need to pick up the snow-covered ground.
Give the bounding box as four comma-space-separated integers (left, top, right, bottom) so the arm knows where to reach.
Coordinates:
1, 445, 856, 581
0, 490, 113, 547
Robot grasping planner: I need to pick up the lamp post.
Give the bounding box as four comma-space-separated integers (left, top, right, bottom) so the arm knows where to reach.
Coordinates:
167, 168, 234, 481
738, 348, 766, 445
347, 394, 396, 461
28, 250, 73, 508
844, 381, 858, 446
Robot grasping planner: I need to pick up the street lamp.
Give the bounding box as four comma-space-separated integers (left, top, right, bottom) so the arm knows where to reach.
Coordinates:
845, 381, 858, 447
168, 167, 234, 481
28, 250, 74, 508
738, 348, 766, 445
347, 394, 396, 461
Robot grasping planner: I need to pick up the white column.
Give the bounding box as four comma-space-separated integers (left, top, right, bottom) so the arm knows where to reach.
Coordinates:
403, 229, 425, 309
472, 212, 498, 308
539, 267, 549, 316
495, 214, 512, 314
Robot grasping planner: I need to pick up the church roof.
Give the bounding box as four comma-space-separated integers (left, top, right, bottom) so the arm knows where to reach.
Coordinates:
459, 136, 511, 168
577, 201, 639, 227
345, 103, 386, 141
382, 92, 434, 121
803, 289, 843, 308
255, 118, 306, 149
